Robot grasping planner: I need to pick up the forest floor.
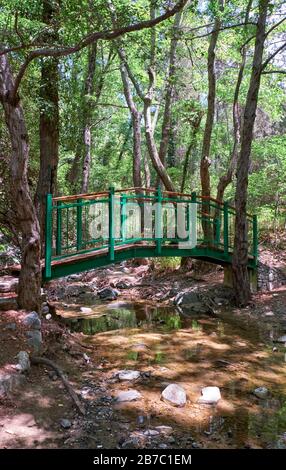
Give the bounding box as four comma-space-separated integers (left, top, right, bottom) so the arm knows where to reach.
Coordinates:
0, 248, 286, 449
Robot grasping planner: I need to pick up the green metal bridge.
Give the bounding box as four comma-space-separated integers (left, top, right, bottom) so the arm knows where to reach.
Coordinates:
44, 187, 258, 281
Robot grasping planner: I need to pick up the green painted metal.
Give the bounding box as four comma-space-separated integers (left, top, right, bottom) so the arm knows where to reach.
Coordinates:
56, 201, 62, 256
77, 198, 83, 251
43, 188, 258, 281
253, 214, 258, 265
109, 186, 115, 262
223, 201, 229, 256
44, 193, 53, 279
155, 186, 162, 255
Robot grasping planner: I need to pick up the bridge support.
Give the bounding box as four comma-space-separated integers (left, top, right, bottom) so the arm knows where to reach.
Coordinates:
223, 265, 258, 293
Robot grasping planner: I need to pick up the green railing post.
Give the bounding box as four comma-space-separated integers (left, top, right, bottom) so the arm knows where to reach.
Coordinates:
56, 201, 62, 256
190, 191, 196, 243
253, 214, 258, 265
121, 194, 126, 242
223, 201, 229, 256
77, 198, 83, 252
156, 186, 162, 255
109, 186, 115, 261
45, 193, 53, 279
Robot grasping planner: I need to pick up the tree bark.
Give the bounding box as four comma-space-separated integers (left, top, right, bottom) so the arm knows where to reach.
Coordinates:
119, 62, 142, 188
0, 52, 41, 311
81, 43, 97, 193
35, 0, 59, 251
215, 0, 252, 207
200, 3, 223, 241
158, 9, 184, 169
232, 0, 269, 306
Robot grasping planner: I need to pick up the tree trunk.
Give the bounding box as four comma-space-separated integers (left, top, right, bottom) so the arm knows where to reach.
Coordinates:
215, 0, 252, 207
0, 52, 41, 311
158, 9, 184, 169
200, 4, 222, 241
81, 43, 97, 193
232, 0, 269, 306
35, 0, 59, 251
119, 62, 142, 188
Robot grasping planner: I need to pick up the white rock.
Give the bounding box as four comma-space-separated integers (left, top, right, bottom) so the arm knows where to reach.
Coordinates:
198, 386, 221, 404
118, 370, 140, 381
115, 390, 142, 402
45, 314, 52, 320
253, 386, 268, 399
80, 307, 93, 314
155, 425, 173, 435
144, 429, 160, 437
161, 383, 187, 407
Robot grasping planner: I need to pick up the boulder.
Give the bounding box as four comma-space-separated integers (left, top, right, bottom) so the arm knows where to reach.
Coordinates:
161, 384, 187, 407
98, 287, 118, 301
23, 312, 41, 330
26, 330, 43, 354
80, 307, 93, 314
16, 351, 30, 372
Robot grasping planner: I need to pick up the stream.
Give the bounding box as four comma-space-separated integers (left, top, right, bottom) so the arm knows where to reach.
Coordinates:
54, 296, 286, 449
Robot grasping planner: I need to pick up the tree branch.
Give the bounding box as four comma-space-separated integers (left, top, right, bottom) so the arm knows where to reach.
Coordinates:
262, 41, 286, 70
1, 0, 189, 102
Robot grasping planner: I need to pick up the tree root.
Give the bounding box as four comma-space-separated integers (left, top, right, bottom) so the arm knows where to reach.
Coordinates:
30, 356, 85, 415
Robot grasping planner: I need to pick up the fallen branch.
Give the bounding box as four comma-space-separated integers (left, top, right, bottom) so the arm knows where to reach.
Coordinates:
30, 356, 85, 415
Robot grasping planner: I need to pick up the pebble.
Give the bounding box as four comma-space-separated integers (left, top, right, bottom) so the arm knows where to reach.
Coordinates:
60, 419, 72, 429
253, 386, 269, 399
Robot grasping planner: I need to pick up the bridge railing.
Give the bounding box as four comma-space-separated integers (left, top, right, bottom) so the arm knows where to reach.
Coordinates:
44, 187, 258, 278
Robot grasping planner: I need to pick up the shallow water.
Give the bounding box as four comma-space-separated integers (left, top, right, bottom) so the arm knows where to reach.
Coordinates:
57, 300, 286, 448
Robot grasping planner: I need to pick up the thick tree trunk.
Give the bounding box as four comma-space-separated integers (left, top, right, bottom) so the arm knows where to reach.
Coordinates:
232, 0, 269, 306
0, 52, 41, 311
35, 0, 59, 251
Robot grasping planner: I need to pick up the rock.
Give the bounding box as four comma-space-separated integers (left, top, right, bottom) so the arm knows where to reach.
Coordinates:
80, 307, 93, 314
45, 314, 52, 320
192, 442, 202, 449
275, 335, 286, 343
98, 287, 118, 300
155, 425, 173, 435
175, 291, 200, 305
0, 276, 18, 293
115, 281, 131, 289
42, 305, 49, 315
161, 384, 187, 407
60, 419, 72, 429
0, 371, 25, 397
23, 312, 41, 330
198, 386, 221, 404
26, 330, 43, 354
253, 386, 269, 399
115, 390, 142, 402
144, 429, 160, 437
16, 351, 30, 372
118, 370, 140, 381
